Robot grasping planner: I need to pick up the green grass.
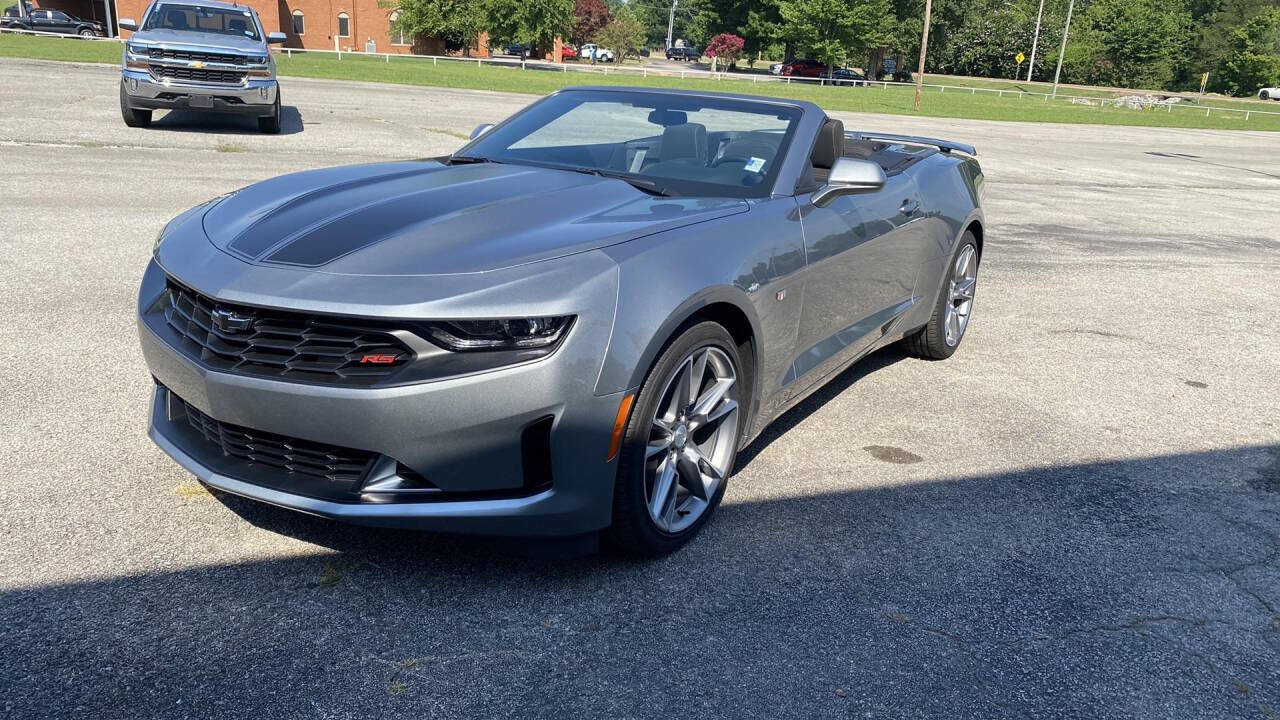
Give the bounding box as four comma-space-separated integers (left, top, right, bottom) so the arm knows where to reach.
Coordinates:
4, 32, 1278, 131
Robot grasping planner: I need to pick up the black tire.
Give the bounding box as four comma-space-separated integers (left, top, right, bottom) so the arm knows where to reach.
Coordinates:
606, 321, 744, 557
902, 232, 979, 360
258, 92, 281, 134
119, 84, 151, 128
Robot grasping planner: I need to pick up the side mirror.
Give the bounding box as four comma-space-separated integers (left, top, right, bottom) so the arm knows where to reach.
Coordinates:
118, 17, 136, 31
267, 31, 286, 44
811, 157, 886, 207
470, 123, 494, 140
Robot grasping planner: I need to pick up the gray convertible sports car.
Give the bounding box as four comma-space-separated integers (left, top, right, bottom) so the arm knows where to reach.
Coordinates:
138, 86, 985, 555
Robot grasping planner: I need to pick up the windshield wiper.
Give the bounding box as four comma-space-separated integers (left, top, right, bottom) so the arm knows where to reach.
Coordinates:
448, 155, 492, 165
566, 167, 675, 197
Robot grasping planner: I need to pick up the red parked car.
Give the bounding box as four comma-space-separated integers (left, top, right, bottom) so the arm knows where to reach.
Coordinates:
560, 45, 578, 61
779, 58, 826, 78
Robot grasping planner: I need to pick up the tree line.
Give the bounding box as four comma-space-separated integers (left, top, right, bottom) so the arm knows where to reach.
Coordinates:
391, 0, 1280, 95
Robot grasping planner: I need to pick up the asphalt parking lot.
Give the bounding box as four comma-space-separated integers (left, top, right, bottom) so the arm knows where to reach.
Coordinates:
1, 57, 1278, 719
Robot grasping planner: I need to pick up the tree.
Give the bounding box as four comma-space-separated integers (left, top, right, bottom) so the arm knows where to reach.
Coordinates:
780, 0, 894, 73
595, 5, 646, 60
706, 32, 745, 69
1219, 8, 1280, 94
570, 0, 611, 47
387, 0, 487, 56
485, 0, 574, 58
1058, 0, 1193, 89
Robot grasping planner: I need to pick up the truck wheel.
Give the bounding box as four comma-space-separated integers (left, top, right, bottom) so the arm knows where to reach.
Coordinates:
258, 93, 281, 134
119, 84, 151, 128
79, 28, 94, 38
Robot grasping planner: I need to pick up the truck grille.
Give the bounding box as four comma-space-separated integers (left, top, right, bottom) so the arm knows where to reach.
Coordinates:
148, 48, 250, 65
161, 279, 414, 386
151, 65, 246, 85
171, 390, 375, 484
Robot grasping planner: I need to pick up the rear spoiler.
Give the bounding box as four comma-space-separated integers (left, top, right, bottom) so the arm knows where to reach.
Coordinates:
846, 132, 977, 157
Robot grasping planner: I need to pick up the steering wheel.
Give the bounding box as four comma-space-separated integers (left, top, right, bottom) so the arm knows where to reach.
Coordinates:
710, 156, 758, 169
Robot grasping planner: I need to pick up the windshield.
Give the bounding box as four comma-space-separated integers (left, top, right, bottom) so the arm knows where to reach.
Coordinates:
143, 3, 260, 40
461, 90, 802, 199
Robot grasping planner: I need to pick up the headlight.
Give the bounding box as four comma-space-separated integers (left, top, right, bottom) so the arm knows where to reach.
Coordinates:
127, 42, 149, 55
423, 317, 574, 351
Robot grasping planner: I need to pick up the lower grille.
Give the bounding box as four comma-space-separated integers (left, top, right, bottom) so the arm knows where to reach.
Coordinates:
171, 391, 374, 485
151, 65, 246, 85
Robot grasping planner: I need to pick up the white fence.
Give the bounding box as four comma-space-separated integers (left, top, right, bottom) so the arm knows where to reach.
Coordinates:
5, 25, 1279, 122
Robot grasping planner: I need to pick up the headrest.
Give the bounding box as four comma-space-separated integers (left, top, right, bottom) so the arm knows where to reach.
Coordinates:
228, 18, 247, 32
166, 9, 188, 27
661, 123, 708, 162
811, 117, 845, 170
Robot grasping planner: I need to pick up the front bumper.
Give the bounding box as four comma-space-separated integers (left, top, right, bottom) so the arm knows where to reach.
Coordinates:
138, 262, 625, 537
121, 70, 277, 115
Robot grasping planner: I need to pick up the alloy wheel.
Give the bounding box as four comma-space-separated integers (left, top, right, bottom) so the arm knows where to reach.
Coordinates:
944, 244, 977, 347
644, 346, 739, 533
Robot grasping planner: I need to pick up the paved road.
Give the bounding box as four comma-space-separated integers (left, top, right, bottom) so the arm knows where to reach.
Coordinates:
1, 58, 1278, 719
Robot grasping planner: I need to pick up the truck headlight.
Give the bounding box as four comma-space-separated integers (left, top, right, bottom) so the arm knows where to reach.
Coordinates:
127, 42, 149, 55
422, 317, 574, 351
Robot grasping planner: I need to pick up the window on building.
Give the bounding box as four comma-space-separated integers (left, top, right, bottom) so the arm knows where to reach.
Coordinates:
389, 10, 407, 46
336, 11, 348, 37
291, 9, 303, 35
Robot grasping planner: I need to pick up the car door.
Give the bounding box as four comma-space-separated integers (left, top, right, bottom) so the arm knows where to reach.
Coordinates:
49, 10, 73, 32
789, 171, 926, 390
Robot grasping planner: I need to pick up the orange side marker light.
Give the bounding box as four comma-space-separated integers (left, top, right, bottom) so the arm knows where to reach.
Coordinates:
605, 394, 635, 462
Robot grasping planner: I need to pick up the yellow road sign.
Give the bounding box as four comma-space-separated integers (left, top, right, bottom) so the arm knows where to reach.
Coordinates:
1016, 52, 1026, 64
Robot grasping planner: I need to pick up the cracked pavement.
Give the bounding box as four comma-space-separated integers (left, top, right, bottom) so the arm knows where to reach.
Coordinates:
1, 59, 1278, 718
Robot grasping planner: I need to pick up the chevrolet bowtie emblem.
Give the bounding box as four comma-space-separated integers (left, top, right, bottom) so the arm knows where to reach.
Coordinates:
211, 308, 254, 334
190, 60, 205, 68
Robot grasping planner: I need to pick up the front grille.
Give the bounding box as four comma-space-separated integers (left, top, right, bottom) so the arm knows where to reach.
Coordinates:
172, 391, 374, 484
151, 65, 246, 85
162, 279, 414, 386
148, 47, 250, 65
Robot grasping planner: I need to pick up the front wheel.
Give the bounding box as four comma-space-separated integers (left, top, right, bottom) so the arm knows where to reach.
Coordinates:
606, 322, 744, 556
79, 28, 94, 37
902, 232, 979, 360
257, 92, 281, 134
119, 84, 151, 128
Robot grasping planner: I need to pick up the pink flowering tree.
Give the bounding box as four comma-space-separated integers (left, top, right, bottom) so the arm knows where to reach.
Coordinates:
705, 32, 745, 70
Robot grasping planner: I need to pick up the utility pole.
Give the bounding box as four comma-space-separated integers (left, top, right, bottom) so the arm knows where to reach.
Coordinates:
913, 0, 932, 112
666, 0, 677, 50
1027, 0, 1044, 82
1051, 0, 1075, 99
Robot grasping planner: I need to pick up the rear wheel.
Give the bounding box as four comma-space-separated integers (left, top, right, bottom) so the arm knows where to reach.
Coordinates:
607, 322, 743, 556
119, 84, 151, 128
903, 232, 979, 360
258, 92, 281, 134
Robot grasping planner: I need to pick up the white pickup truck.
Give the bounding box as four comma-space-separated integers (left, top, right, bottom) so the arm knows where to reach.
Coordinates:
118, 0, 286, 132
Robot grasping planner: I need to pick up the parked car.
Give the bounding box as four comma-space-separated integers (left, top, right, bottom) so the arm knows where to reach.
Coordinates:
579, 43, 614, 62
3, 6, 104, 36
118, 0, 286, 132
503, 43, 528, 57
1, 1, 34, 27
559, 44, 578, 60
1260, 86, 1280, 101
139, 86, 985, 555
779, 58, 826, 78
823, 67, 869, 87
665, 46, 700, 61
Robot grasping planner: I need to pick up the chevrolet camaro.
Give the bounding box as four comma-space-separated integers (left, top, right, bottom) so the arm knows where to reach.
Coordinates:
138, 86, 985, 555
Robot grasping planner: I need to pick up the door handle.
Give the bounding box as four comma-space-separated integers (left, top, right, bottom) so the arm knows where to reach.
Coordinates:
900, 198, 920, 216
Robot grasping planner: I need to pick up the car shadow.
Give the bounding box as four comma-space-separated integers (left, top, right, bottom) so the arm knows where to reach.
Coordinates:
150, 104, 304, 135
3, 444, 1277, 716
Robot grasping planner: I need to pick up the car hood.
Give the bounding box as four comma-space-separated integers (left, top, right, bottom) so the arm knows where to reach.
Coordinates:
201, 160, 749, 277
130, 28, 265, 53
